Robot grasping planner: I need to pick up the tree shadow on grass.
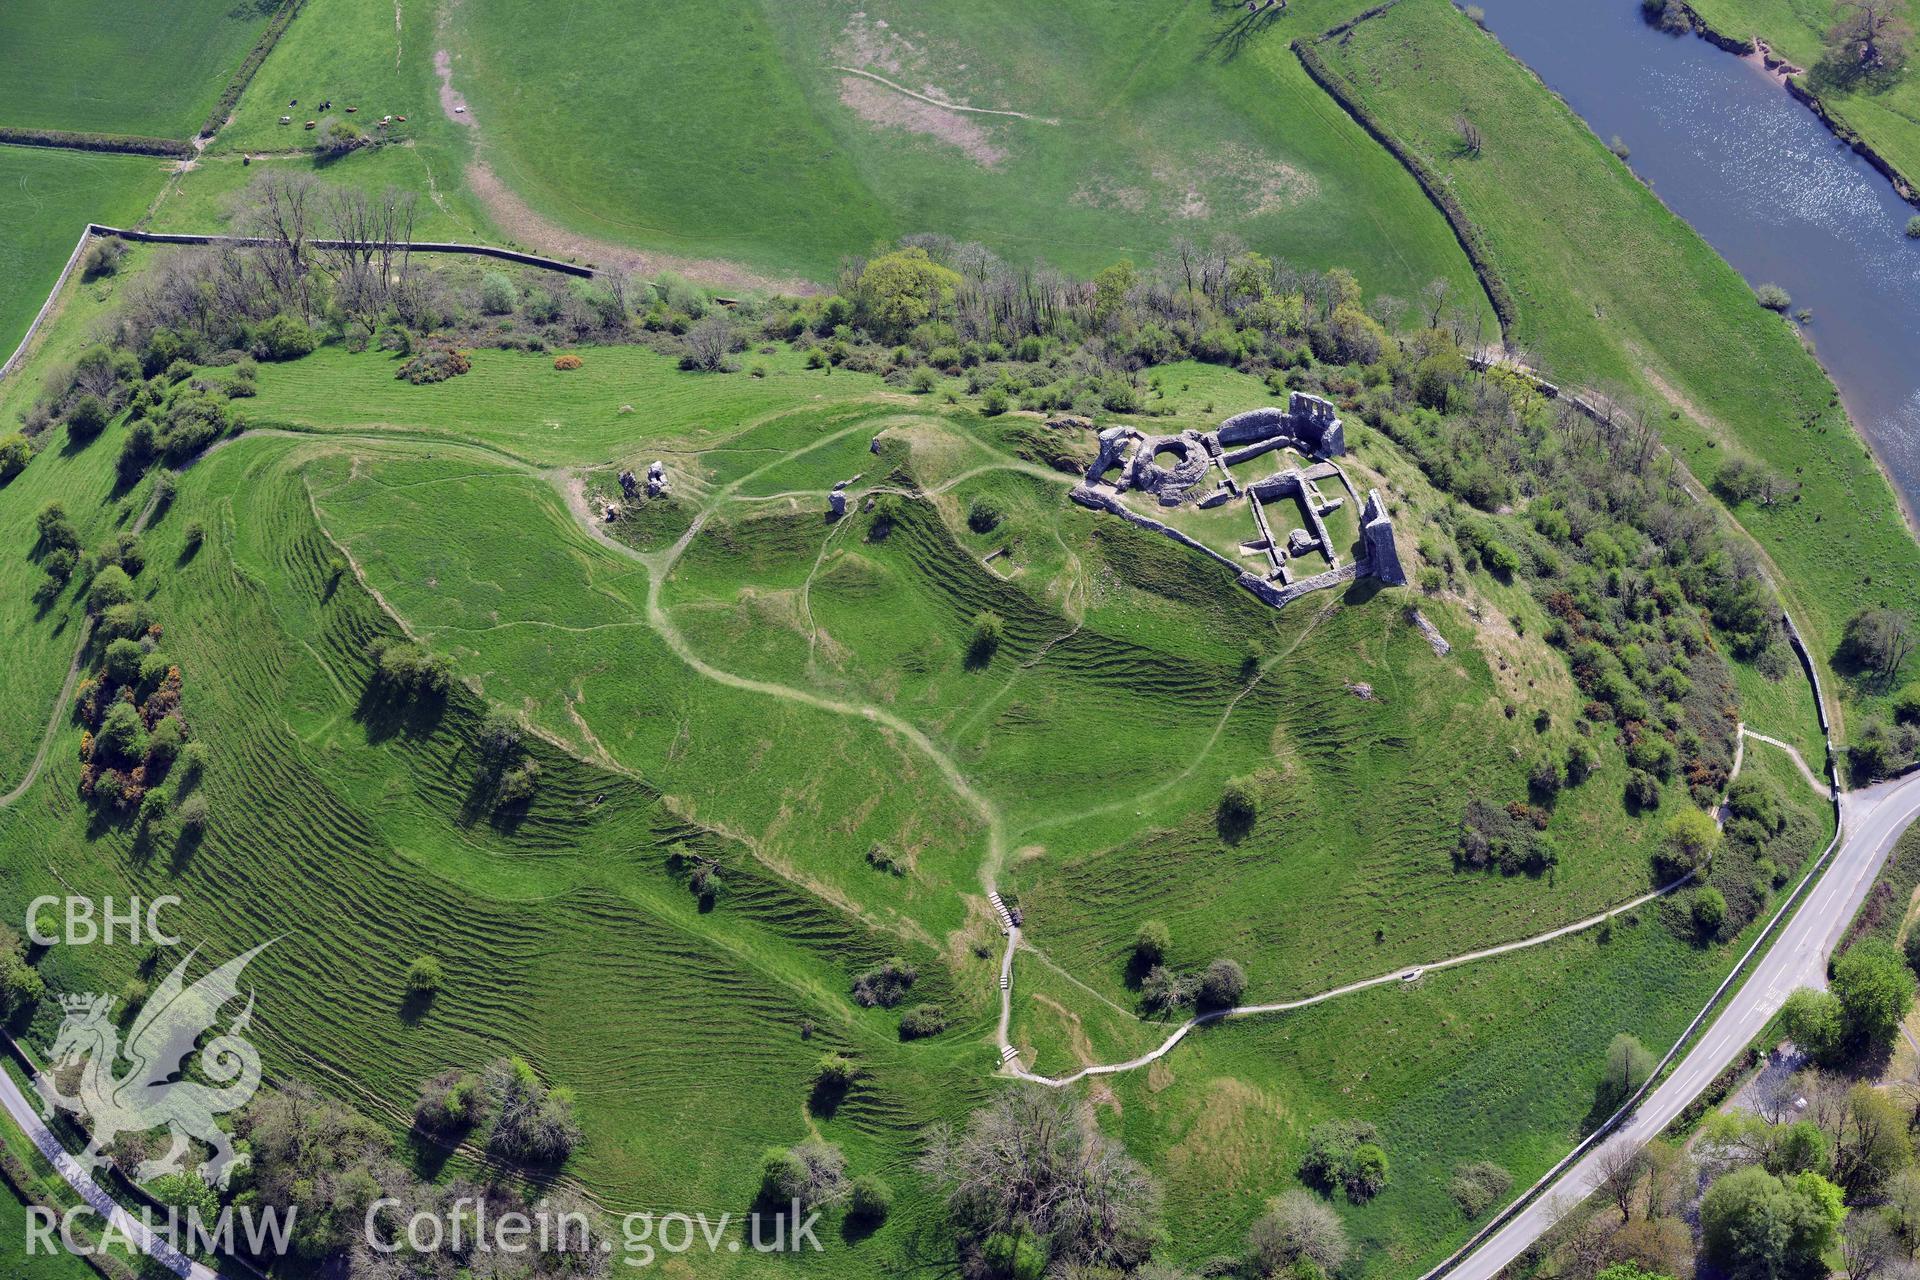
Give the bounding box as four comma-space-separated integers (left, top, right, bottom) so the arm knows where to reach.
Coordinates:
1202, 1, 1284, 64
1582, 1079, 1636, 1135
1215, 798, 1254, 844
808, 1077, 850, 1121
165, 818, 205, 873
398, 988, 436, 1027
403, 1124, 460, 1182
354, 680, 447, 745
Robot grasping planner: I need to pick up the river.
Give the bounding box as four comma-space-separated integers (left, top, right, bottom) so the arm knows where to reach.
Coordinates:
1459, 0, 1920, 515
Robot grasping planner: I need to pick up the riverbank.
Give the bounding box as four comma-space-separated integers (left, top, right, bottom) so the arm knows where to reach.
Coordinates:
1669, 0, 1920, 209
1313, 0, 1920, 739
1643, 0, 1920, 539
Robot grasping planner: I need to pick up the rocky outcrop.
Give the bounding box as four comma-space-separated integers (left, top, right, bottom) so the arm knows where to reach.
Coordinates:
1409, 608, 1452, 657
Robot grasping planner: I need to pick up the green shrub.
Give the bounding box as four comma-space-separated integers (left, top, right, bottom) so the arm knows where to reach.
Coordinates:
88, 565, 135, 614
969, 610, 1005, 664
1301, 1119, 1389, 1200
414, 1068, 487, 1132
314, 116, 369, 157
0, 433, 30, 483
1832, 937, 1915, 1054
1692, 885, 1727, 937
1346, 1143, 1390, 1200
852, 957, 917, 1008
1220, 776, 1257, 831
367, 637, 452, 697
96, 701, 146, 761
66, 394, 110, 441
254, 313, 317, 361
1907, 216, 1920, 239
146, 716, 184, 770
865, 842, 906, 874
848, 1174, 892, 1223
494, 760, 540, 808
1656, 807, 1721, 879
1197, 957, 1247, 1009
897, 1003, 947, 1039
967, 498, 1003, 534
0, 926, 46, 1017
178, 740, 208, 783
405, 955, 443, 994
36, 503, 80, 553
1449, 1161, 1513, 1218
1754, 283, 1792, 312
1133, 919, 1170, 966
103, 638, 144, 684
176, 792, 209, 835
479, 272, 517, 315
1565, 739, 1599, 784
396, 345, 471, 384
1625, 769, 1662, 810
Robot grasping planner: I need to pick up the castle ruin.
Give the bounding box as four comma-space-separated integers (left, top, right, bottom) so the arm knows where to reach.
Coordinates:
1070, 392, 1404, 610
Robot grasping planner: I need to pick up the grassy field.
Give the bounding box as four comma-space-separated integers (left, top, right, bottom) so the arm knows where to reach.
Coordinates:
240, 342, 893, 464
1686, 0, 1920, 191
0, 0, 278, 138
433, 0, 1495, 300
0, 242, 171, 790
0, 1188, 104, 1280
1313, 0, 1920, 737
0, 146, 166, 366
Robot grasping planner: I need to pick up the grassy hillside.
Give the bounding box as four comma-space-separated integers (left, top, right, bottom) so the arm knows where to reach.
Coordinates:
1099, 743, 1833, 1277
1312, 0, 1920, 732
0, 147, 165, 364
0, 427, 992, 1268
1685, 0, 1920, 192
0, 238, 1846, 1274
0, 0, 278, 138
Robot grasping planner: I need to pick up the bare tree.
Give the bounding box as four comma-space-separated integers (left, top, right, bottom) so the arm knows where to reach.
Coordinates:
1370, 293, 1408, 331
1456, 113, 1485, 156
1420, 277, 1453, 328
1639, 1139, 1688, 1221
239, 170, 321, 321
1827, 0, 1913, 77
315, 185, 419, 343
1247, 1190, 1350, 1275
1595, 1142, 1646, 1224
683, 315, 736, 372
918, 1088, 1161, 1271
1846, 1211, 1903, 1280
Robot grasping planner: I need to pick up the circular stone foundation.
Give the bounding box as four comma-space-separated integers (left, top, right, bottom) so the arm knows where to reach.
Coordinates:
1128, 433, 1212, 497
